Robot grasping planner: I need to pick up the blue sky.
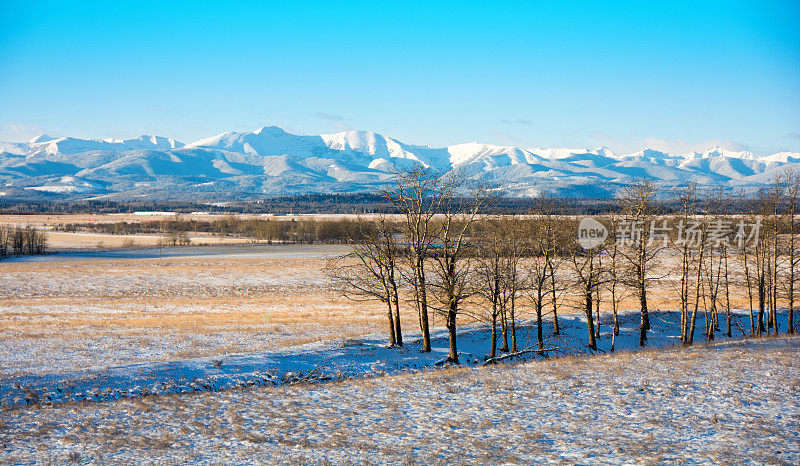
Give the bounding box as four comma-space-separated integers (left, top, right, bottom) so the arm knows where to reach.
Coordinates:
1, 0, 798, 154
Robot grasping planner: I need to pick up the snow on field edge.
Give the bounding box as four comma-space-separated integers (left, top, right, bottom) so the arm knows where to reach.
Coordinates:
1, 309, 792, 407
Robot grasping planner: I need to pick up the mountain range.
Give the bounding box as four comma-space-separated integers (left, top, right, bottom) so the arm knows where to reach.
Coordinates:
1, 126, 799, 201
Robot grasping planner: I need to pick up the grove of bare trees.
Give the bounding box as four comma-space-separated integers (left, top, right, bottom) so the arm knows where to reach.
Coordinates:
326, 168, 800, 362
0, 226, 47, 258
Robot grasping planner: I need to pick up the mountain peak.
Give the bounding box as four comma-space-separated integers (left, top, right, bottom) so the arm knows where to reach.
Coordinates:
29, 134, 57, 144
592, 146, 615, 157
636, 148, 670, 156
254, 125, 290, 136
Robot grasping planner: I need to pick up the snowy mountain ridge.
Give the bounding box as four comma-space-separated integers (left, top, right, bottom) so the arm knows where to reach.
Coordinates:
1, 125, 798, 200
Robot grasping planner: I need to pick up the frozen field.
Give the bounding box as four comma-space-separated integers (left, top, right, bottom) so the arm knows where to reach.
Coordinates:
1, 335, 797, 464
4, 243, 353, 262
2, 243, 798, 464
1, 305, 788, 407
0, 244, 751, 381
0, 245, 793, 406
0, 247, 394, 381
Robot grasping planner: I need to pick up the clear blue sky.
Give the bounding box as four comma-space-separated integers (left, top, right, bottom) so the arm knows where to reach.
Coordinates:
1, 0, 799, 154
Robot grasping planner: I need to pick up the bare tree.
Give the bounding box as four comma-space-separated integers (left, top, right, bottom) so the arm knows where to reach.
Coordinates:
570, 246, 603, 350
685, 214, 709, 346
474, 218, 529, 356
382, 166, 445, 352
699, 190, 735, 342
525, 213, 568, 355
474, 219, 506, 358
5, 226, 47, 256
752, 182, 783, 336
428, 176, 495, 364
601, 213, 633, 352
325, 215, 403, 347
532, 196, 567, 336
785, 171, 800, 334
674, 184, 699, 343
767, 178, 782, 335
618, 179, 661, 346
500, 219, 527, 353
738, 196, 758, 336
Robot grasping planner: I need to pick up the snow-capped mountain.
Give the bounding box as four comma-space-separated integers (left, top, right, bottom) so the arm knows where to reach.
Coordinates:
1, 126, 798, 200
9, 134, 184, 158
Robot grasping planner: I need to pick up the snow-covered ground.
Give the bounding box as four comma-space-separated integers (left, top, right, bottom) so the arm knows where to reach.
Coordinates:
0, 253, 375, 380
1, 335, 797, 464
4, 243, 352, 262
0, 308, 791, 407
2, 248, 798, 463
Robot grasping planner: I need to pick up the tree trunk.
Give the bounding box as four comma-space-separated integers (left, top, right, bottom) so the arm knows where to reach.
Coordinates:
723, 247, 732, 338
742, 248, 755, 335
548, 261, 560, 335
536, 287, 544, 355
391, 284, 403, 347
765, 262, 773, 335
610, 241, 620, 337
499, 319, 509, 352
510, 292, 518, 352
790, 280, 796, 335
772, 229, 779, 335
594, 285, 601, 340
585, 284, 597, 351
758, 270, 766, 336
706, 256, 717, 342
499, 297, 509, 352
611, 278, 619, 336
490, 301, 497, 359
680, 245, 690, 343
415, 260, 431, 352
377, 274, 397, 347
638, 283, 648, 346
789, 233, 796, 335
639, 247, 651, 333
788, 183, 797, 335
687, 247, 704, 346
385, 298, 396, 347
705, 300, 714, 342
610, 322, 617, 352
447, 303, 458, 364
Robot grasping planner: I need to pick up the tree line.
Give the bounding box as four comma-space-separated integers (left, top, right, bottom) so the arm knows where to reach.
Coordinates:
56, 217, 365, 244
1, 194, 619, 215
326, 167, 800, 363
0, 226, 47, 258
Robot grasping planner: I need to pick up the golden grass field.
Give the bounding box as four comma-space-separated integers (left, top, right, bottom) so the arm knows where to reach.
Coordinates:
0, 214, 758, 377
0, 214, 408, 375
0, 253, 413, 376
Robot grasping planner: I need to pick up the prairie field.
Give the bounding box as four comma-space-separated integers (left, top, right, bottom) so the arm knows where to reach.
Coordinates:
0, 245, 396, 377
0, 236, 753, 380
1, 214, 798, 464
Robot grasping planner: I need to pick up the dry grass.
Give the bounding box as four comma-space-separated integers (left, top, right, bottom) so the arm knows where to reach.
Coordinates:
0, 254, 425, 374
0, 241, 762, 376
0, 213, 773, 382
